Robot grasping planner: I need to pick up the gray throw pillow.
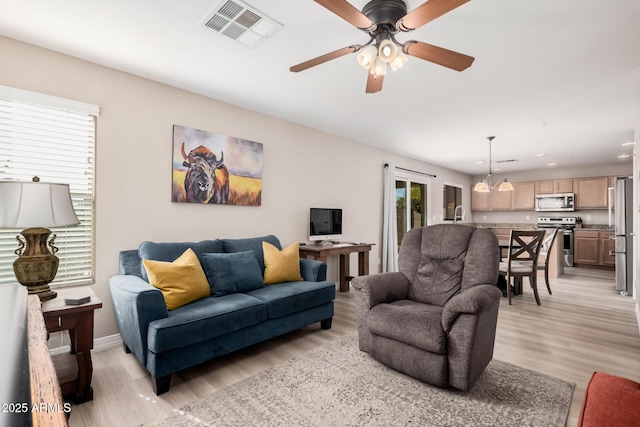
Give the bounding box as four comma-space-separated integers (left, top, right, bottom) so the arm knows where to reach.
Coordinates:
202, 251, 264, 297
138, 240, 223, 281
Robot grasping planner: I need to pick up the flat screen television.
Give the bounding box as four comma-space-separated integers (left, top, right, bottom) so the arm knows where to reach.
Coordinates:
309, 208, 342, 242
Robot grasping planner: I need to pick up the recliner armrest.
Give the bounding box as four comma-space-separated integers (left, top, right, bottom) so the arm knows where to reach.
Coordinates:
351, 272, 410, 308
109, 274, 168, 366
441, 284, 502, 333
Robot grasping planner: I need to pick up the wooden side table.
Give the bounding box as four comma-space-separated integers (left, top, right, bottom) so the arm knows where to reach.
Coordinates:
299, 243, 374, 292
41, 286, 102, 404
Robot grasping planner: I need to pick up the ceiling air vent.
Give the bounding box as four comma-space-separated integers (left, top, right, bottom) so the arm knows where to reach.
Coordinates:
204, 0, 283, 49
496, 159, 519, 164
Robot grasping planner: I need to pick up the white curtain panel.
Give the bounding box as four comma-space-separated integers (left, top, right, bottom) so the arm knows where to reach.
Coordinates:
382, 163, 399, 272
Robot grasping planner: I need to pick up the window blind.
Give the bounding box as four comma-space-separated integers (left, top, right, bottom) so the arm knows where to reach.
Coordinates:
0, 88, 97, 286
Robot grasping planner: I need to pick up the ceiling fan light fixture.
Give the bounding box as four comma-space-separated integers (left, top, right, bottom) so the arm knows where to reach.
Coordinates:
373, 56, 387, 76
291, 0, 476, 93
357, 45, 378, 70
389, 50, 407, 71
378, 39, 397, 63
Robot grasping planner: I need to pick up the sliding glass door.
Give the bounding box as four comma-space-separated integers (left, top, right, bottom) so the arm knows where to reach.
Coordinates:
395, 173, 430, 247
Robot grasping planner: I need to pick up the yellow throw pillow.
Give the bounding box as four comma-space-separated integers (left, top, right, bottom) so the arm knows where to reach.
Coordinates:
142, 248, 211, 310
262, 241, 303, 285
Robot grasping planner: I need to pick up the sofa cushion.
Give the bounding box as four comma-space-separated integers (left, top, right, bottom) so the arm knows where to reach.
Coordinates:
139, 240, 223, 281
247, 281, 336, 319
578, 371, 640, 427
147, 293, 266, 353
262, 242, 303, 284
221, 235, 281, 275
142, 248, 211, 310
201, 251, 264, 297
368, 300, 446, 354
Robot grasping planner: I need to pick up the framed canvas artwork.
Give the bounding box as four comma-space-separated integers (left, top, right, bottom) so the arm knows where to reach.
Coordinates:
172, 124, 263, 206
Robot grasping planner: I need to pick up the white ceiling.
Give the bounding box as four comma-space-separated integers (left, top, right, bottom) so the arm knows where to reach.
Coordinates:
1, 0, 639, 175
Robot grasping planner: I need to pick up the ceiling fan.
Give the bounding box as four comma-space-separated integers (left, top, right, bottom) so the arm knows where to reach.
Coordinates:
290, 0, 475, 93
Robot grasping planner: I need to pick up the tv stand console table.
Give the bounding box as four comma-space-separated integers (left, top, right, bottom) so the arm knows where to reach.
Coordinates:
299, 243, 374, 292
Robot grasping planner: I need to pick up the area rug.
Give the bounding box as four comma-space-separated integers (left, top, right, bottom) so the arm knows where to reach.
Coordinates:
144, 335, 574, 427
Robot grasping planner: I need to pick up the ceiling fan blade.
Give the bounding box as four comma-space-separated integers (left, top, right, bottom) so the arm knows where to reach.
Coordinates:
290, 45, 361, 73
397, 0, 470, 31
314, 0, 376, 31
365, 73, 384, 94
404, 41, 474, 71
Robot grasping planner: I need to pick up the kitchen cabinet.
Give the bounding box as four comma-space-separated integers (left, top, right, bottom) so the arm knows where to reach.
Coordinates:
574, 177, 610, 209
574, 230, 599, 265
535, 179, 573, 194
471, 190, 491, 211
491, 188, 512, 210
471, 181, 535, 211
512, 181, 535, 210
600, 231, 615, 266
574, 229, 615, 268
473, 175, 616, 212
556, 179, 574, 193
490, 228, 512, 242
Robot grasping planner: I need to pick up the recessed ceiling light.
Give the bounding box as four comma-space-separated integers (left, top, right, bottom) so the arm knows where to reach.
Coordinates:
493, 167, 502, 171
536, 153, 547, 157
547, 162, 557, 167
622, 141, 635, 146
476, 160, 485, 164
617, 154, 632, 159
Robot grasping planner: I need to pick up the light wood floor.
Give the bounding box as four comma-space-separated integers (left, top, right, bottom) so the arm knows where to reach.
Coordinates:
69, 268, 640, 426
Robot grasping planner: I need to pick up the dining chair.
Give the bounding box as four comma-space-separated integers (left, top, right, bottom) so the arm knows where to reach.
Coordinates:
498, 230, 546, 305
537, 229, 559, 295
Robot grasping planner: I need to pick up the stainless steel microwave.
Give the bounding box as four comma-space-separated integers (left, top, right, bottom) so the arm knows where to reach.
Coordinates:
535, 193, 575, 212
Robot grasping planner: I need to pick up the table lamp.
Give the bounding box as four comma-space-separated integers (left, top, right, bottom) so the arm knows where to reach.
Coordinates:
0, 177, 79, 301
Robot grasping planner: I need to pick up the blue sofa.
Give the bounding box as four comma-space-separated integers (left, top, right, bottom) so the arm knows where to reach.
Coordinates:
109, 235, 336, 395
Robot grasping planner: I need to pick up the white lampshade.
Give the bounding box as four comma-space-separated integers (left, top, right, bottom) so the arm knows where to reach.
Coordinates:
356, 45, 378, 70
389, 50, 408, 71
0, 180, 79, 228
372, 56, 387, 76
473, 180, 491, 193
497, 179, 514, 192
378, 39, 398, 63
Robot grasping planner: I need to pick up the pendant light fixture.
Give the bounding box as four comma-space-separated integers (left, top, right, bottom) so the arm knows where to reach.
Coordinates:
473, 136, 514, 192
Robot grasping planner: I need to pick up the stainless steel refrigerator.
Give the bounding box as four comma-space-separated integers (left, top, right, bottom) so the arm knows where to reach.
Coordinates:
612, 177, 633, 296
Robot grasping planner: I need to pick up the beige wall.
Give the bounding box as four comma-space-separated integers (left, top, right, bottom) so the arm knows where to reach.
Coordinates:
0, 35, 473, 339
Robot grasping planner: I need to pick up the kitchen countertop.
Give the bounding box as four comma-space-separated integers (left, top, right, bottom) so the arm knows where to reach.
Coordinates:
471, 223, 614, 231
471, 223, 537, 229
576, 225, 614, 231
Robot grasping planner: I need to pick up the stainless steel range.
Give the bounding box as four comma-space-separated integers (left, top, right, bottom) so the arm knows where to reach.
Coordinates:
537, 216, 578, 267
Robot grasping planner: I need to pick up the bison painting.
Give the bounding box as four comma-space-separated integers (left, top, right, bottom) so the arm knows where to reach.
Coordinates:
172, 125, 263, 206
181, 142, 229, 204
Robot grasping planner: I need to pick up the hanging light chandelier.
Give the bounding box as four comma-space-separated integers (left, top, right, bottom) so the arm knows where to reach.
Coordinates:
473, 136, 514, 193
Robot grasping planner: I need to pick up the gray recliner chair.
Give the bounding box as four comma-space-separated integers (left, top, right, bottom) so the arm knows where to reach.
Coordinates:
352, 224, 502, 392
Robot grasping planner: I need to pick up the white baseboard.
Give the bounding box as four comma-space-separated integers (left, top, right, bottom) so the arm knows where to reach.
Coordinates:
50, 333, 123, 356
